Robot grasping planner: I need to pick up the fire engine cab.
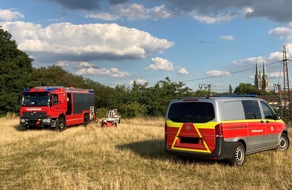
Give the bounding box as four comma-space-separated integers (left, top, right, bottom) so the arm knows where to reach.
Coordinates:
19, 86, 95, 130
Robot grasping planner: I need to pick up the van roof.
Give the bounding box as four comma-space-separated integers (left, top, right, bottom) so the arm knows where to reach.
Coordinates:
173, 96, 262, 103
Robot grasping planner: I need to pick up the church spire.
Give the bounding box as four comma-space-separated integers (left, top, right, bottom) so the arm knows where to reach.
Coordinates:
254, 58, 262, 90
255, 62, 259, 75
261, 57, 269, 92
263, 60, 267, 76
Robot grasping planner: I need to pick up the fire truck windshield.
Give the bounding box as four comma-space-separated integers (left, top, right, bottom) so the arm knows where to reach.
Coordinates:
21, 92, 50, 106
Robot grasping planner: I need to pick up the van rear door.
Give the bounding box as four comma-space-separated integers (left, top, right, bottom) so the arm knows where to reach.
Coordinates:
166, 100, 217, 154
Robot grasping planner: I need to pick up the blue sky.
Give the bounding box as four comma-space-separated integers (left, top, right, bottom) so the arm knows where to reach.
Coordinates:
1, 0, 292, 92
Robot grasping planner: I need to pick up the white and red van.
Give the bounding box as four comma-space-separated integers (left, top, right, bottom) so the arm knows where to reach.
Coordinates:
165, 96, 290, 166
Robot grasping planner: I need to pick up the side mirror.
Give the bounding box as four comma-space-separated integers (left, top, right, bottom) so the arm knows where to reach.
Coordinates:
273, 114, 280, 120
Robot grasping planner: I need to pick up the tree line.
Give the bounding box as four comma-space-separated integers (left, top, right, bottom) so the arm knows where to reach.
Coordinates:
0, 27, 276, 118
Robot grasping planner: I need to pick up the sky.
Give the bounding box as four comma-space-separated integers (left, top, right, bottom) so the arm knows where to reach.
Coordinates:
1, 0, 292, 92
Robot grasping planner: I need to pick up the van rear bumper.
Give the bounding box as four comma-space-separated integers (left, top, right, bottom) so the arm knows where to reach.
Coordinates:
165, 137, 237, 160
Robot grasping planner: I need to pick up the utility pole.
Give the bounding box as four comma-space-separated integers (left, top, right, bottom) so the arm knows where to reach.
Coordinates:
274, 84, 283, 118
199, 84, 212, 97
282, 45, 290, 120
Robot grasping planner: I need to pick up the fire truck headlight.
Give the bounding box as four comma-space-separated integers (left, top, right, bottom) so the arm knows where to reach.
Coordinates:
42, 118, 51, 123
20, 118, 26, 123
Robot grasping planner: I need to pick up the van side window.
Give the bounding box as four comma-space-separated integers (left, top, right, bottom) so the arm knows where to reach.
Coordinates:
261, 101, 275, 119
222, 101, 245, 121
242, 100, 262, 119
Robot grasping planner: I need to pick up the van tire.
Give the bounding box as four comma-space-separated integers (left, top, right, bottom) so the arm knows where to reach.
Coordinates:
278, 133, 289, 151
228, 142, 245, 166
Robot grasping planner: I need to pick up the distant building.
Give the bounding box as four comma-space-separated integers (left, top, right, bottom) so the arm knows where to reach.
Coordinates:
254, 62, 270, 92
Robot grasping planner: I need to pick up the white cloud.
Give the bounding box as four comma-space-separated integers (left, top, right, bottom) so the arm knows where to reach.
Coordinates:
189, 10, 236, 24
268, 24, 292, 41
268, 44, 292, 61
207, 70, 231, 77
166, 1, 292, 23
57, 61, 129, 78
83, 12, 120, 21
56, 61, 71, 67
0, 9, 24, 21
178, 67, 189, 75
220, 35, 234, 41
76, 66, 129, 78
129, 79, 148, 85
78, 61, 92, 68
84, 3, 171, 21
268, 26, 292, 59
268, 51, 282, 61
243, 7, 254, 15
232, 56, 265, 66
269, 71, 283, 78
146, 57, 174, 71
0, 21, 174, 62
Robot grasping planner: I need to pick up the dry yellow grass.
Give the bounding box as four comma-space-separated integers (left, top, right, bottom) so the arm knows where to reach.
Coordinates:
0, 117, 292, 190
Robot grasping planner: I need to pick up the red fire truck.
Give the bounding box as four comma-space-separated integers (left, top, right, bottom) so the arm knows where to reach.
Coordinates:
19, 86, 95, 130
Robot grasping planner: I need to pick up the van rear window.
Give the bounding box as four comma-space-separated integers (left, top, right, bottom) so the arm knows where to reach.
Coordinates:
168, 102, 215, 123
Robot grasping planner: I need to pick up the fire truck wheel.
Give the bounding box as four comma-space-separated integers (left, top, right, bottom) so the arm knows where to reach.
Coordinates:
84, 115, 89, 127
228, 142, 245, 166
278, 133, 289, 151
57, 117, 66, 131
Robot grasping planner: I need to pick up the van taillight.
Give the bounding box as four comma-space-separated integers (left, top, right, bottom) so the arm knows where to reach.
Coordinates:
215, 123, 223, 137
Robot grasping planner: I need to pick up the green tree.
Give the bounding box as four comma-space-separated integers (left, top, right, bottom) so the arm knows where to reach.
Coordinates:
194, 90, 210, 97
0, 28, 33, 114
28, 65, 85, 87
233, 83, 259, 95
119, 101, 147, 118
139, 77, 192, 116
229, 84, 233, 94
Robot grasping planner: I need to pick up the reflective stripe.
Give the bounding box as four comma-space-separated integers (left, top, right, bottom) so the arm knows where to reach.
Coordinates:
169, 122, 216, 153
166, 120, 219, 129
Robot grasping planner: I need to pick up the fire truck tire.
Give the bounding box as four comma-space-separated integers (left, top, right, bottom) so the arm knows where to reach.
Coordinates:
84, 115, 89, 127
56, 117, 66, 131
228, 142, 245, 166
278, 133, 289, 151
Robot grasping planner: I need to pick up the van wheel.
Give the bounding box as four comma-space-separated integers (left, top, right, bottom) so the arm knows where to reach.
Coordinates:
228, 142, 245, 166
278, 133, 289, 151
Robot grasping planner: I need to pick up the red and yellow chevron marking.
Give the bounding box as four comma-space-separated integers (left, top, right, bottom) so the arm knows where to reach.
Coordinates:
166, 120, 218, 153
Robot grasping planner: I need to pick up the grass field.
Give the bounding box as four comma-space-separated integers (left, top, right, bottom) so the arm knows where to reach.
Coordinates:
1, 117, 292, 190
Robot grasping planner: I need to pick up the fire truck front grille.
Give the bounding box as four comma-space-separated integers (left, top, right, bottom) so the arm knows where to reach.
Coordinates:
22, 112, 47, 119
